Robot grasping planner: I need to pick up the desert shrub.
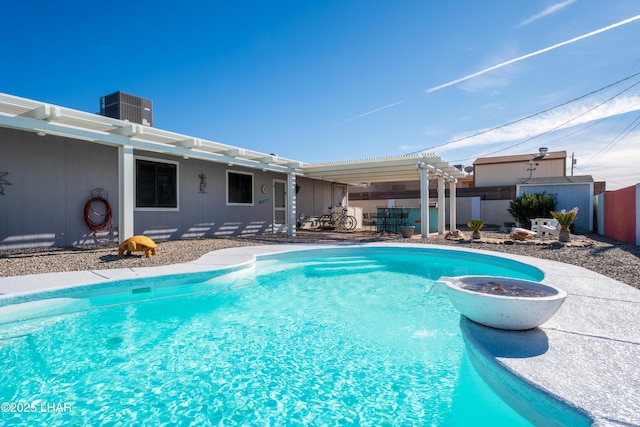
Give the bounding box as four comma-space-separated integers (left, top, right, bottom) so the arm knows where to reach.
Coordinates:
467, 219, 484, 231
508, 191, 557, 229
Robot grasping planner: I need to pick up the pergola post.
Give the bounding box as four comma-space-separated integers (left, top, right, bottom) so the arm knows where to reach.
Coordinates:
420, 166, 430, 239
449, 179, 457, 231
118, 145, 134, 243
437, 176, 445, 234
417, 159, 460, 238
287, 172, 297, 237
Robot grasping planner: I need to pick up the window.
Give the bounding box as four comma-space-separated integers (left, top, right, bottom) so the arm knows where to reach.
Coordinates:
227, 170, 253, 205
136, 158, 178, 208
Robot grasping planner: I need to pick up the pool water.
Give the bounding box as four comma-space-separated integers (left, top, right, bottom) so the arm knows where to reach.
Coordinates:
0, 247, 544, 426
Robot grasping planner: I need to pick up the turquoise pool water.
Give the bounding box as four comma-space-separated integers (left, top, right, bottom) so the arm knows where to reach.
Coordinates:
0, 247, 545, 426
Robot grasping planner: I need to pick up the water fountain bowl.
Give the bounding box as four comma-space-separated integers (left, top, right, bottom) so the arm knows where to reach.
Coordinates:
437, 275, 567, 330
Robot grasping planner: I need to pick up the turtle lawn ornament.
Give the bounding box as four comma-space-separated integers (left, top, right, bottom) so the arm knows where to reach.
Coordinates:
118, 235, 158, 258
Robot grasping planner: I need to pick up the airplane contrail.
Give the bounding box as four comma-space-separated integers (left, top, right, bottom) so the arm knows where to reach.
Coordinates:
517, 0, 576, 28
329, 100, 404, 127
426, 14, 640, 93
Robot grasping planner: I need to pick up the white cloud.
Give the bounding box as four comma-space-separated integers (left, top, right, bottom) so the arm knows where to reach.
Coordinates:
573, 138, 640, 189
517, 0, 577, 28
440, 94, 640, 151
480, 102, 505, 112
537, 90, 569, 105
459, 65, 520, 93
438, 106, 640, 190
398, 144, 422, 152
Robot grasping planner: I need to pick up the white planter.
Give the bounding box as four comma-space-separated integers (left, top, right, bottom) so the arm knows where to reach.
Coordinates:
437, 276, 567, 330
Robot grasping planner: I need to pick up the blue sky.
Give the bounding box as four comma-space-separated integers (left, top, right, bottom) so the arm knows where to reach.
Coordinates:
2, 0, 640, 189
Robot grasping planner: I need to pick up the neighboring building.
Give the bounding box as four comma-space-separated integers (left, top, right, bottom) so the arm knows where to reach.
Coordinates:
456, 174, 474, 188
0, 92, 463, 249
473, 149, 566, 187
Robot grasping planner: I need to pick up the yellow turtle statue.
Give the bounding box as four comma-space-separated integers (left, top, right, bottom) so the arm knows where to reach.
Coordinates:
118, 235, 158, 258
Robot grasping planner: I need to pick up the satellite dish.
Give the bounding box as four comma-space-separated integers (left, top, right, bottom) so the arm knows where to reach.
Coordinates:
464, 166, 474, 173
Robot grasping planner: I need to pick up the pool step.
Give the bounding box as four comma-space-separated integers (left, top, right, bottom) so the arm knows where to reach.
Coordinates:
304, 258, 382, 276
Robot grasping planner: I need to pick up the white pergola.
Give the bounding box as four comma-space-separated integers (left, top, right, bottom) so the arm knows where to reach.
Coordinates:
0, 92, 464, 240
302, 155, 465, 238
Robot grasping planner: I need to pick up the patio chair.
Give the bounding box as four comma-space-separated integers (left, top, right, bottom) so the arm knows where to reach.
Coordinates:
536, 220, 559, 238
361, 213, 378, 233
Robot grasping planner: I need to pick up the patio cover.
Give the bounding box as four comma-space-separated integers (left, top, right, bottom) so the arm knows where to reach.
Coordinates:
302, 155, 466, 237
301, 154, 464, 184
0, 92, 464, 239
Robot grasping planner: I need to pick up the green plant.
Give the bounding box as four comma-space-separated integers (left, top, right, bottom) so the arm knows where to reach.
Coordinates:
467, 219, 484, 231
550, 207, 578, 228
467, 219, 484, 239
551, 207, 578, 242
508, 191, 557, 229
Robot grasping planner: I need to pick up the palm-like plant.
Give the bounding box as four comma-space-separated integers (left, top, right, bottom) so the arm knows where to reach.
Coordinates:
550, 207, 578, 242
467, 219, 484, 239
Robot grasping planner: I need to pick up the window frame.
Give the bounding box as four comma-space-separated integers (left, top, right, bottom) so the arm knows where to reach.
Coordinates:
226, 169, 254, 206
134, 156, 180, 211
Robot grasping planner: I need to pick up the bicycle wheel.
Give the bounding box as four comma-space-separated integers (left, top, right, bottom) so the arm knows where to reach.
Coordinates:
340, 215, 357, 230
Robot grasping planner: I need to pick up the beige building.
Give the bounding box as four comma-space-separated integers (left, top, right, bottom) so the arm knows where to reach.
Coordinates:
473, 150, 566, 187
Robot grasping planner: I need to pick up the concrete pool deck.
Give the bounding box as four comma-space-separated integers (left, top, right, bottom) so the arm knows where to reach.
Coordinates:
1, 242, 638, 426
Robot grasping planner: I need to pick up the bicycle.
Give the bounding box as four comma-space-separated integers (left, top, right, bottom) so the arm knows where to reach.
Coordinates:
318, 205, 357, 231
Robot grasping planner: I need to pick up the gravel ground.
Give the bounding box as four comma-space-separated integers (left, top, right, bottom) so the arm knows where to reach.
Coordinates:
1, 229, 639, 290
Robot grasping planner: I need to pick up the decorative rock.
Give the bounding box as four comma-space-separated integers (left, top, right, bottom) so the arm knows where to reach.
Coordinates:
445, 229, 467, 240
510, 230, 533, 240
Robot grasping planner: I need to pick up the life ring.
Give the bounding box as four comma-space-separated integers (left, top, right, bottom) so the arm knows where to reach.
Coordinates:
84, 196, 112, 234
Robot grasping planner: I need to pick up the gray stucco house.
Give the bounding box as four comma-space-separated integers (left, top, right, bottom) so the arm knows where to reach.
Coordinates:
0, 92, 463, 250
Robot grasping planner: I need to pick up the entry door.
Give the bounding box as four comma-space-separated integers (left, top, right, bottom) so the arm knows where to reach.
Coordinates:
332, 184, 348, 207
273, 180, 287, 232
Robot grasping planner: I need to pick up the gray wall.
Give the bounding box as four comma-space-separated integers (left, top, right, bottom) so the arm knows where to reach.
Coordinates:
518, 183, 593, 232
294, 177, 334, 219
133, 158, 335, 241
0, 128, 338, 249
132, 154, 299, 240
0, 128, 118, 249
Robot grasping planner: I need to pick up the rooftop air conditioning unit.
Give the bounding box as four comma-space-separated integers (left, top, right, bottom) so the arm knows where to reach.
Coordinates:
99, 91, 153, 127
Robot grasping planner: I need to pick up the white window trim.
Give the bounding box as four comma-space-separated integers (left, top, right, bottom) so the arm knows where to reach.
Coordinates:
226, 169, 254, 206
134, 155, 180, 212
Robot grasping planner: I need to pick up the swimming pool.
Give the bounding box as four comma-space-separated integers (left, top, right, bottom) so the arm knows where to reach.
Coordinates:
0, 246, 564, 425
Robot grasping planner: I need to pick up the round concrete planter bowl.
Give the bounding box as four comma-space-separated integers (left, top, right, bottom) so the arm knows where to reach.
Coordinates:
437, 276, 567, 330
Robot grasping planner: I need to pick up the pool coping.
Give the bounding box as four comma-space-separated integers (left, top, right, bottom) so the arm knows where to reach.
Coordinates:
1, 242, 638, 426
